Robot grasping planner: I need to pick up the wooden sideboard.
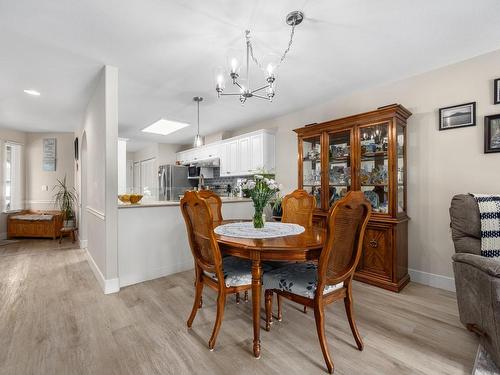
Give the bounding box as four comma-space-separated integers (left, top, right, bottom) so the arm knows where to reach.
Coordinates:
294, 104, 411, 292
7, 210, 63, 240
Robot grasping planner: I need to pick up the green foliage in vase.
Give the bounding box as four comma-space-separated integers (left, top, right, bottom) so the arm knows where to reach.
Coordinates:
240, 175, 280, 228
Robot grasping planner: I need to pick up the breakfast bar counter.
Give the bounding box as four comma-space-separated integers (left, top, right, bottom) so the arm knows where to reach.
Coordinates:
117, 197, 253, 288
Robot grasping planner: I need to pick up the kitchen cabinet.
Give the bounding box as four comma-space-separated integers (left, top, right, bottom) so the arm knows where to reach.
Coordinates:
220, 140, 238, 176
176, 129, 275, 177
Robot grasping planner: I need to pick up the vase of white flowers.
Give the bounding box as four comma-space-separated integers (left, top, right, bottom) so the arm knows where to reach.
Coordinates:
240, 175, 280, 229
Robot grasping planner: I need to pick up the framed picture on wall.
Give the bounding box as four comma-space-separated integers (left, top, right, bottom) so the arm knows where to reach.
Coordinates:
484, 114, 500, 153
439, 102, 476, 130
494, 78, 500, 104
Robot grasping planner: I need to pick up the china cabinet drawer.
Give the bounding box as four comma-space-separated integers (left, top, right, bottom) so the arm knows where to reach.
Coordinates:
357, 226, 393, 281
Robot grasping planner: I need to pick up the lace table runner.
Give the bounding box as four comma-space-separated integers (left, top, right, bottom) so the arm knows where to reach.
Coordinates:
214, 222, 305, 239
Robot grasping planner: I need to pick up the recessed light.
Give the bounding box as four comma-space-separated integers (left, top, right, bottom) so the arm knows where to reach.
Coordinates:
23, 89, 41, 96
141, 118, 190, 136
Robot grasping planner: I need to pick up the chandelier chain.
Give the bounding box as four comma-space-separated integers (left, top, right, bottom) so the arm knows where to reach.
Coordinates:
247, 23, 296, 72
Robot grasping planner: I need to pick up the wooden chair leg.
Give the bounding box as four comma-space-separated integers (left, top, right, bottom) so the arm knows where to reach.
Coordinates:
244, 290, 249, 302
344, 284, 363, 351
265, 290, 273, 331
303, 306, 307, 314
277, 294, 283, 321
236, 293, 241, 304
187, 274, 203, 328
208, 291, 226, 350
314, 301, 334, 374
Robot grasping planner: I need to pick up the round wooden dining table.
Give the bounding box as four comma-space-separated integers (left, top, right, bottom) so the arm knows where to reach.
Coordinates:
214, 221, 326, 358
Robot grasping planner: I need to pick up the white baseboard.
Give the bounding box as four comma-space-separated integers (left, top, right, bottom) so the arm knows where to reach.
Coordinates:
119, 260, 193, 288
0, 232, 6, 240
409, 268, 455, 292
84, 248, 120, 294
79, 239, 88, 249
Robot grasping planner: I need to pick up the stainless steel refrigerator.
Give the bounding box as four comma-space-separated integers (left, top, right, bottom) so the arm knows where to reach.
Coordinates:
158, 165, 190, 201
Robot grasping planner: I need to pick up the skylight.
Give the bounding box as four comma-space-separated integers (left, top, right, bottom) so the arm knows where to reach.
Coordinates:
23, 89, 41, 96
141, 119, 190, 136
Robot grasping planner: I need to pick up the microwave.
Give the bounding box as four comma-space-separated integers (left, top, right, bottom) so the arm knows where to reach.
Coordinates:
188, 165, 201, 179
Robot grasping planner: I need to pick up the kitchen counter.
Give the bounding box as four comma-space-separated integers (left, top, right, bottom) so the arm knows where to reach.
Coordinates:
118, 197, 251, 209
117, 197, 254, 288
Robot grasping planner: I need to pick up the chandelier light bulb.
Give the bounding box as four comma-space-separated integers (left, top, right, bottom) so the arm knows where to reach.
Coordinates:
216, 74, 224, 89
230, 58, 239, 73
266, 63, 274, 77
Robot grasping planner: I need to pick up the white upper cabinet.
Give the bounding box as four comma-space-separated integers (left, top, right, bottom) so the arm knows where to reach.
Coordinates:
220, 139, 238, 176
176, 129, 275, 176
238, 137, 251, 174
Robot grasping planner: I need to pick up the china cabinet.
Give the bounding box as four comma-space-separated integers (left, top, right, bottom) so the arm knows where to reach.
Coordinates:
294, 104, 411, 292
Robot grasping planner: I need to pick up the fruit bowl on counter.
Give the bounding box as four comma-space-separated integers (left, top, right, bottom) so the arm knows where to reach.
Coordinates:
118, 194, 143, 205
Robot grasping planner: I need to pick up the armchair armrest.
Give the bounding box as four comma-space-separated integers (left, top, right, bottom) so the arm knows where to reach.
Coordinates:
452, 253, 500, 278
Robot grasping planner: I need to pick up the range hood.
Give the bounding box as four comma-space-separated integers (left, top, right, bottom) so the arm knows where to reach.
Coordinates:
191, 157, 220, 168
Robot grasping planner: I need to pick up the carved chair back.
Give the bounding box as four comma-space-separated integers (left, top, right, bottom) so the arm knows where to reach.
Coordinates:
317, 191, 371, 289
198, 190, 223, 223
180, 191, 223, 278
281, 189, 316, 228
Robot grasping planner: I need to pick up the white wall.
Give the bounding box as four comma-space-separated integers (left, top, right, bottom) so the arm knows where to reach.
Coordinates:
117, 138, 127, 194
219, 48, 500, 286
76, 65, 119, 294
25, 132, 74, 211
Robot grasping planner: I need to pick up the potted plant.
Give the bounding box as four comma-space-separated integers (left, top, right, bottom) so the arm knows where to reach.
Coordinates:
241, 175, 280, 228
53, 175, 77, 227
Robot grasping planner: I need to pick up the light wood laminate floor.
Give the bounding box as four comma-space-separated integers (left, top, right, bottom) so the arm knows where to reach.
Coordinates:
0, 240, 477, 375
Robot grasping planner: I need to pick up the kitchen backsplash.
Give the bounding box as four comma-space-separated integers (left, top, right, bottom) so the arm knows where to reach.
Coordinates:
203, 168, 276, 196
204, 168, 241, 195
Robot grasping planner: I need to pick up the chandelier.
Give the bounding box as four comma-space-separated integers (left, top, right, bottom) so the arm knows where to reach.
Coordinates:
215, 10, 304, 104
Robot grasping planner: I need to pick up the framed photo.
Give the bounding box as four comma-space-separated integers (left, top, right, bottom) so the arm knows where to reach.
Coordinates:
439, 102, 476, 130
494, 78, 500, 105
484, 114, 500, 153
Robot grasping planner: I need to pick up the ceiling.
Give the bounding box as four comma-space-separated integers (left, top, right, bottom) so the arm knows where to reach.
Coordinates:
2, 0, 500, 150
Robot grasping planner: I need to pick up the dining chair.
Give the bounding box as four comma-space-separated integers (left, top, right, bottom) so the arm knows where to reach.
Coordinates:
274, 188, 317, 313
180, 191, 253, 350
281, 189, 316, 228
263, 191, 371, 373
197, 189, 248, 303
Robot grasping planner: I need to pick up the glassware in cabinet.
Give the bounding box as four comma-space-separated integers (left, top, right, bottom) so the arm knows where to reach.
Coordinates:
301, 135, 322, 208
358, 122, 390, 214
327, 130, 352, 207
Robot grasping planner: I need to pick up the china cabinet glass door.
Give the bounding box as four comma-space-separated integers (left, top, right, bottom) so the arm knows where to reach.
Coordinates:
358, 122, 390, 214
397, 124, 406, 213
301, 135, 322, 208
327, 130, 352, 207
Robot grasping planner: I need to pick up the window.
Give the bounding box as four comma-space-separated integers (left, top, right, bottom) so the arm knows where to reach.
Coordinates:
5, 143, 23, 211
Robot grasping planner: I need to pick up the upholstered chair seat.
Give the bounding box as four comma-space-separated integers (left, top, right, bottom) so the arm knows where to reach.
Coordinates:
204, 257, 272, 288
263, 262, 343, 298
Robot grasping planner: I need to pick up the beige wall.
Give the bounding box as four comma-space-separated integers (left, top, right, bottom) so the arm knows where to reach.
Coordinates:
25, 132, 75, 211
220, 48, 500, 287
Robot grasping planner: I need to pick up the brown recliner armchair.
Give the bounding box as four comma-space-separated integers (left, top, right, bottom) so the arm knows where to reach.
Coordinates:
450, 194, 500, 367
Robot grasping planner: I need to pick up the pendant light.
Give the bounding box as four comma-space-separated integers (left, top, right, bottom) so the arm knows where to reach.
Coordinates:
193, 96, 204, 148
